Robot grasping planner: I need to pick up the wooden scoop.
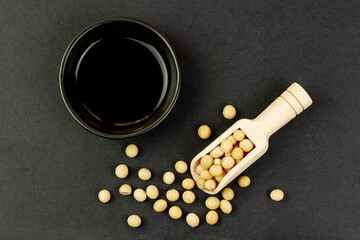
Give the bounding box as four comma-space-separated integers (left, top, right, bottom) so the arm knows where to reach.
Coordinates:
190, 83, 313, 194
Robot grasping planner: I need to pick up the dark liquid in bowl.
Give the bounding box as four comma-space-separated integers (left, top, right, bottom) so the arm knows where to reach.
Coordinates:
75, 36, 167, 125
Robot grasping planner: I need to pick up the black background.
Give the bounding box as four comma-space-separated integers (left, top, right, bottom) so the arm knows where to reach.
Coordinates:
0, 1, 359, 239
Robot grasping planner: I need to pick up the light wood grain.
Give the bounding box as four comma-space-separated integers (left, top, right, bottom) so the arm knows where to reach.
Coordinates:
190, 83, 313, 194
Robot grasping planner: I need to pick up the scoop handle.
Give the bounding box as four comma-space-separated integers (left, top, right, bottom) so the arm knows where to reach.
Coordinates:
254, 83, 312, 137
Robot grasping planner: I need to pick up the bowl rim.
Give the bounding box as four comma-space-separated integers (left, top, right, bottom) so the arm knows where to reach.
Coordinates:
59, 17, 181, 139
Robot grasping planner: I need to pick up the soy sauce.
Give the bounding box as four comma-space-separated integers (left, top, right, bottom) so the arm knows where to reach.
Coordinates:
75, 36, 167, 126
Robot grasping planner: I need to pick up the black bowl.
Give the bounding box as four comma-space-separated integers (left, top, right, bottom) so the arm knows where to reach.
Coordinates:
59, 17, 180, 139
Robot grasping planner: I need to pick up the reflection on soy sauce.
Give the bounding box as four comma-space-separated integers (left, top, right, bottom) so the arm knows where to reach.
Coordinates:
75, 36, 168, 126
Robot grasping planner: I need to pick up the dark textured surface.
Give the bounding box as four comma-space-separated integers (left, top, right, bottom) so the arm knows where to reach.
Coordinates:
0, 1, 359, 239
